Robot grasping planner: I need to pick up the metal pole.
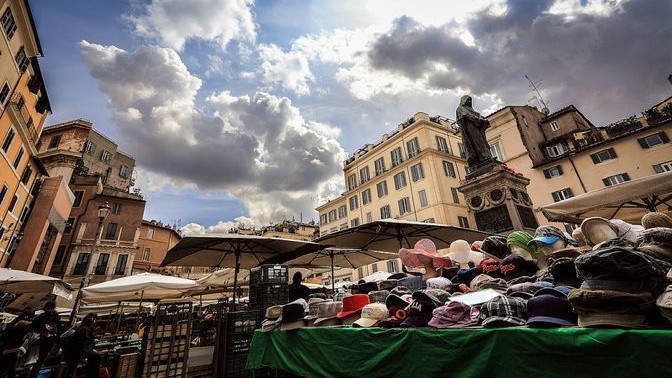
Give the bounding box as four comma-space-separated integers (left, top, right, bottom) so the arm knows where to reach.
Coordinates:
231, 251, 240, 312
115, 301, 123, 335
134, 290, 144, 331
330, 252, 335, 294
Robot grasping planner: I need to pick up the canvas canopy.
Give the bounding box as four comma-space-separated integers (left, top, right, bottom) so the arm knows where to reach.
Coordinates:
0, 268, 72, 297
541, 171, 672, 224
81, 272, 197, 303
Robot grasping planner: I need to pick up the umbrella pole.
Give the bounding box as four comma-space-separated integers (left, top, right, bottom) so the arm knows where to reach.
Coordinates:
115, 301, 123, 335
135, 290, 144, 331
330, 252, 335, 295
231, 252, 240, 312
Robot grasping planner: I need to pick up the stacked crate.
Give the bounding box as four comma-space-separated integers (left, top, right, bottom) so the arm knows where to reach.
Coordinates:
248, 265, 289, 313
214, 310, 259, 378
144, 302, 192, 378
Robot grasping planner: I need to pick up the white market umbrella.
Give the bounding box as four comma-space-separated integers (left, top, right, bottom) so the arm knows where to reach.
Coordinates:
81, 272, 197, 303
360, 271, 392, 283
541, 171, 672, 223
0, 268, 72, 296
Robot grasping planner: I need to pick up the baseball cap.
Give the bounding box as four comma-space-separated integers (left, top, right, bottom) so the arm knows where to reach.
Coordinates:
336, 294, 369, 319
429, 301, 481, 328
526, 294, 576, 327
389, 286, 412, 297
480, 296, 527, 328
535, 286, 573, 298
500, 254, 539, 281
379, 305, 409, 328
529, 226, 573, 248
385, 293, 412, 309
426, 277, 452, 291
478, 258, 502, 278
352, 303, 388, 328
400, 298, 436, 327
412, 289, 451, 307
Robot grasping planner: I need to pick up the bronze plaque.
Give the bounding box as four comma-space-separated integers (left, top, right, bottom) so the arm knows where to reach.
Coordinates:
475, 205, 513, 233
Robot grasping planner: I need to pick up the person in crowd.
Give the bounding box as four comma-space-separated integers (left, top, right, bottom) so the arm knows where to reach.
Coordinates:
63, 314, 100, 378
29, 302, 62, 378
288, 272, 311, 302
0, 309, 34, 378
16, 320, 42, 375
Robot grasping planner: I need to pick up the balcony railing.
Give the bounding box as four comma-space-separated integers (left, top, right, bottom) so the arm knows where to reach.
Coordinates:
9, 92, 39, 144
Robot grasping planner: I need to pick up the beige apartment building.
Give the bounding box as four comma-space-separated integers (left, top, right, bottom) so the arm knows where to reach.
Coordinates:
317, 96, 672, 282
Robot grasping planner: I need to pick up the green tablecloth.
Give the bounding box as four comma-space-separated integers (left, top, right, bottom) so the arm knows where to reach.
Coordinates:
247, 327, 672, 377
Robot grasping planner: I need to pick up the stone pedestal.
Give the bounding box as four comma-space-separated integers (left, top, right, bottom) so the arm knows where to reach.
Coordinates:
458, 165, 539, 234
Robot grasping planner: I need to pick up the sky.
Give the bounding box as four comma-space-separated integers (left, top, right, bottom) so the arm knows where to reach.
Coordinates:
29, 0, 672, 234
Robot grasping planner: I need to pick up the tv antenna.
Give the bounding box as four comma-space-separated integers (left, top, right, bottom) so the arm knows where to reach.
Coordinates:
525, 75, 549, 113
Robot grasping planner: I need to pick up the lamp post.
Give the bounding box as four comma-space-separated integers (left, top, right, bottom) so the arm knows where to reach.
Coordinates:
69, 201, 111, 325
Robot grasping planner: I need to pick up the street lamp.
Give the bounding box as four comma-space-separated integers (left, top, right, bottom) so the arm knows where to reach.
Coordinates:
69, 201, 111, 325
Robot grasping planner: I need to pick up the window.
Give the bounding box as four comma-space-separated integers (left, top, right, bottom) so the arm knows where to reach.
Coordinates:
14, 46, 28, 73
114, 255, 128, 275
105, 223, 118, 239
603, 173, 630, 187
443, 161, 456, 178
458, 143, 466, 158
328, 210, 337, 222
350, 218, 360, 228
13, 147, 24, 168
2, 128, 15, 152
64, 217, 75, 234
436, 136, 450, 153
72, 253, 91, 275
54, 245, 67, 265
362, 189, 372, 205
654, 160, 672, 174
590, 148, 617, 164
366, 212, 373, 223
18, 205, 29, 224
347, 174, 357, 190
146, 228, 154, 239
359, 166, 370, 183
490, 143, 504, 161
372, 263, 378, 273
8, 194, 18, 213
338, 205, 347, 219
410, 163, 425, 182
94, 253, 110, 275
320, 214, 328, 225
458, 216, 470, 228
84, 140, 97, 155
545, 143, 568, 158
638, 132, 669, 149
451, 187, 460, 204
393, 172, 407, 190
20, 166, 32, 185
0, 184, 7, 206
376, 181, 388, 198
72, 190, 84, 207
349, 196, 359, 211
552, 188, 574, 202
0, 83, 9, 105
398, 197, 411, 214
112, 203, 121, 214
374, 158, 385, 175
550, 121, 560, 131
418, 190, 428, 207
407, 137, 421, 158
100, 149, 112, 163
358, 267, 363, 279
391, 147, 403, 167
380, 205, 391, 219
48, 135, 61, 149
1, 7, 17, 39
543, 165, 563, 179
143, 248, 151, 261
387, 260, 399, 273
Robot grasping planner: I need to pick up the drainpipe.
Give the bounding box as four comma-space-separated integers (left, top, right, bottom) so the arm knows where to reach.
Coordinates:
567, 154, 587, 193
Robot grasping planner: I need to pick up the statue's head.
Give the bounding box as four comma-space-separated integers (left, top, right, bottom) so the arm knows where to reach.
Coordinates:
460, 95, 472, 107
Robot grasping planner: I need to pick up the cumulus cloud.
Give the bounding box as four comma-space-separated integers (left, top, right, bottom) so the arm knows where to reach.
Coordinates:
79, 41, 347, 228
342, 0, 672, 124
125, 0, 256, 51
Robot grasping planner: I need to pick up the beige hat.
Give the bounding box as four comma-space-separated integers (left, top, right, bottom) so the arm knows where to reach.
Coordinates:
641, 212, 672, 229
352, 303, 388, 328
581, 217, 619, 246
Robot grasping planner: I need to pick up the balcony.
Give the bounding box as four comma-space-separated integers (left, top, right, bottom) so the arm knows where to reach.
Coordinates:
8, 93, 39, 144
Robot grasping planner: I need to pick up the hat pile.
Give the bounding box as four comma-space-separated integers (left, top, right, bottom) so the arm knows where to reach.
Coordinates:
570, 244, 671, 328
480, 296, 527, 328
479, 235, 510, 260
637, 227, 672, 263
429, 301, 481, 328
313, 301, 343, 327
399, 239, 453, 269
506, 231, 537, 257
526, 289, 577, 328
337, 294, 370, 325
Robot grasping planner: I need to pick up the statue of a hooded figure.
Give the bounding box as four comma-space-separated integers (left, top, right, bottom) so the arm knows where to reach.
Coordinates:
456, 95, 493, 168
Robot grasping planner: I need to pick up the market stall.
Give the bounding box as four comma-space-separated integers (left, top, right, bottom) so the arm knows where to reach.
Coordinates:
246, 327, 672, 377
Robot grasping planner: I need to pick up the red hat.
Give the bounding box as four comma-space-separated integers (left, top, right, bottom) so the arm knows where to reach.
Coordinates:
336, 294, 370, 318
471, 241, 483, 252
399, 239, 453, 269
